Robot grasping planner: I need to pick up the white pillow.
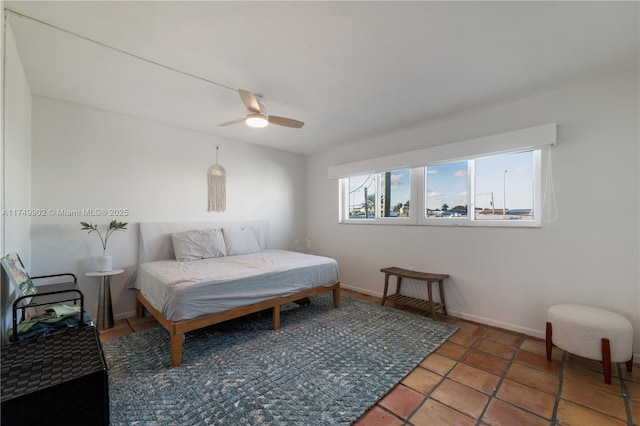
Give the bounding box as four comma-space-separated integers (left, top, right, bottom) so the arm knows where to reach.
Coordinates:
223, 227, 261, 256
172, 229, 226, 261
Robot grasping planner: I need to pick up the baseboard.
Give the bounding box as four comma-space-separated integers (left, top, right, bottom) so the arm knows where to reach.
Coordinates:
341, 284, 640, 365
446, 309, 545, 339
444, 310, 640, 364
341, 284, 545, 337
341, 284, 384, 298
115, 310, 136, 322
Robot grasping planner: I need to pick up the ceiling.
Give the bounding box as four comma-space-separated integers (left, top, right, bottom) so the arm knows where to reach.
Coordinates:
5, 1, 639, 155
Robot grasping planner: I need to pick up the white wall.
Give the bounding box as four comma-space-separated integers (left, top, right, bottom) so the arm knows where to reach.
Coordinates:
2, 20, 33, 337
307, 73, 640, 357
30, 96, 307, 321
3, 21, 32, 266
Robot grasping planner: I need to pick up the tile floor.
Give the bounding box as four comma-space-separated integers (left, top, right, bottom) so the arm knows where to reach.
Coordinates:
99, 290, 639, 425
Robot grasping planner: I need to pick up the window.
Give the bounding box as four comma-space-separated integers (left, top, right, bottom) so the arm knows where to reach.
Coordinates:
341, 169, 412, 222
340, 150, 541, 227
347, 174, 376, 219
425, 161, 468, 218
380, 169, 411, 218
334, 124, 554, 227
422, 150, 539, 226
474, 151, 535, 221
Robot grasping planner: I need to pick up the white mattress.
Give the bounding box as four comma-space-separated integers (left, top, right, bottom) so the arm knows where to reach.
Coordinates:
132, 249, 339, 321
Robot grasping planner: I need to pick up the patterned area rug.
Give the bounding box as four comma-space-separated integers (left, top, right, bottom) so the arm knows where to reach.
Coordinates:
103, 294, 458, 425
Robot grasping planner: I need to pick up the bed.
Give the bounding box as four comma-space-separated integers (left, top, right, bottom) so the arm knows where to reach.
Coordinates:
129, 221, 340, 367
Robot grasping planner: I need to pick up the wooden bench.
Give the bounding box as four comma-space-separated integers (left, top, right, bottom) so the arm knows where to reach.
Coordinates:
380, 267, 449, 319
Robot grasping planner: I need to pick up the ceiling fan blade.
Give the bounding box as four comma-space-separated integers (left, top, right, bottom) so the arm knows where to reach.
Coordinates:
217, 117, 246, 127
268, 115, 305, 128
238, 89, 261, 113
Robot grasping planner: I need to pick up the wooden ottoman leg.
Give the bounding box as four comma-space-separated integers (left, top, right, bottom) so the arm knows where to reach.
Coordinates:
545, 322, 553, 361
602, 338, 612, 384
626, 358, 633, 372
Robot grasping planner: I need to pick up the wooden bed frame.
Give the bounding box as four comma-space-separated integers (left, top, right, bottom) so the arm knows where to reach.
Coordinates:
135, 281, 340, 367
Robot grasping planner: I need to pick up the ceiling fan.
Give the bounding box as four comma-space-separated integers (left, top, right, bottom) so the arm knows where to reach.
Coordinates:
218, 89, 304, 129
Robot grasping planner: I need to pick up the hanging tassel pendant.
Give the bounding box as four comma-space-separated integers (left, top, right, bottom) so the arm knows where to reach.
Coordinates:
207, 146, 227, 212
208, 173, 226, 211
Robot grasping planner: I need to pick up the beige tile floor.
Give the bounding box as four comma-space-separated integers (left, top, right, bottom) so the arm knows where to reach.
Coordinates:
99, 290, 639, 425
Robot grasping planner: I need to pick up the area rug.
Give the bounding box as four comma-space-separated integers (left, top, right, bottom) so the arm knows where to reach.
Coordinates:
102, 294, 458, 425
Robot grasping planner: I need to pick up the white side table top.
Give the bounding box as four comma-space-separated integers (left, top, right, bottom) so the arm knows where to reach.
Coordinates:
86, 269, 124, 277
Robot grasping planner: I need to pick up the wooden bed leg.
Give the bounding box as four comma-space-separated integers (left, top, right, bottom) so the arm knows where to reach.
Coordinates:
136, 299, 144, 318
333, 286, 340, 308
170, 333, 183, 367
273, 304, 281, 330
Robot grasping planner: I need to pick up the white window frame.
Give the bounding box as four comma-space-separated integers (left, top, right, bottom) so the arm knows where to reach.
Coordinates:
418, 149, 542, 228
333, 124, 554, 228
339, 150, 542, 228
421, 159, 470, 225
339, 169, 419, 225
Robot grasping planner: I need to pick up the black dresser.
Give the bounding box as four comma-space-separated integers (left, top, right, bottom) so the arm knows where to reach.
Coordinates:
1, 326, 109, 425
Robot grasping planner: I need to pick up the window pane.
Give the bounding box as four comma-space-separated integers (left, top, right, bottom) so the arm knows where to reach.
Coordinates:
379, 169, 410, 218
348, 174, 376, 219
474, 151, 534, 220
425, 161, 468, 218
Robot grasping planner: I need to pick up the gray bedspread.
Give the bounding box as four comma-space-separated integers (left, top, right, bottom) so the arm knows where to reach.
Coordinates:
132, 249, 339, 321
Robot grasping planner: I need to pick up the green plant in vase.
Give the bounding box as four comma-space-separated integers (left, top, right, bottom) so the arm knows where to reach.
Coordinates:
81, 220, 127, 271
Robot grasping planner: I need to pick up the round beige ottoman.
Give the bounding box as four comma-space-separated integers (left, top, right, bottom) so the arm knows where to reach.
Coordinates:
546, 304, 633, 384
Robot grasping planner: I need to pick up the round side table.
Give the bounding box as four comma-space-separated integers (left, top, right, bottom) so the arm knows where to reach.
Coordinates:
86, 269, 124, 330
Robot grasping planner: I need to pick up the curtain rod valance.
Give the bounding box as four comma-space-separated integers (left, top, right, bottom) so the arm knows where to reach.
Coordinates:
328, 123, 557, 179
